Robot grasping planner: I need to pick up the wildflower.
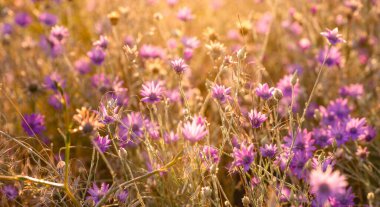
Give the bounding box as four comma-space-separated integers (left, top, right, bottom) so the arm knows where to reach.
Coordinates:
164, 131, 179, 144
88, 134, 109, 152
276, 74, 300, 99
177, 7, 194, 22
91, 73, 112, 93
44, 72, 66, 92
289, 153, 309, 179
251, 177, 260, 188
345, 117, 367, 140
284, 129, 315, 157
183, 47, 194, 60
339, 84, 364, 98
329, 123, 350, 146
50, 25, 69, 43
39, 35, 63, 58
182, 36, 200, 49
140, 81, 165, 104
73, 107, 104, 134
360, 126, 376, 142
211, 84, 232, 104
327, 98, 350, 120
260, 144, 277, 158
48, 93, 69, 110
2, 185, 19, 200
200, 146, 219, 164
145, 119, 160, 140
320, 28, 345, 45
21, 113, 46, 136
311, 157, 336, 172
312, 128, 332, 148
255, 83, 275, 100
247, 109, 267, 128
232, 143, 255, 171
170, 58, 189, 74
182, 116, 208, 142
87, 183, 110, 204
117, 189, 129, 203
329, 187, 355, 207
38, 12, 57, 26
317, 46, 342, 67
98, 98, 120, 124
139, 44, 165, 59
93, 35, 108, 50
74, 57, 92, 74
14, 12, 32, 27
118, 112, 145, 148
309, 166, 348, 205
87, 47, 106, 65
2, 23, 13, 35
298, 38, 311, 51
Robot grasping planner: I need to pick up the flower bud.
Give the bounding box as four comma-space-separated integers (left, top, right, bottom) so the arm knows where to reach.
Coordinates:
108, 11, 120, 26
273, 88, 283, 101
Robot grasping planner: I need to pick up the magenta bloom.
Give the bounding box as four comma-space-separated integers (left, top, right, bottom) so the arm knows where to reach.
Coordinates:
93, 135, 111, 153
88, 48, 106, 65
118, 112, 145, 148
50, 25, 69, 43
182, 116, 208, 142
2, 23, 13, 35
177, 7, 194, 22
211, 84, 232, 104
87, 183, 110, 204
345, 117, 367, 140
139, 44, 165, 59
361, 126, 376, 142
339, 84, 364, 98
93, 35, 109, 50
48, 93, 69, 110
260, 144, 277, 158
318, 46, 342, 67
329, 187, 355, 207
309, 166, 347, 205
312, 128, 332, 148
320, 28, 345, 45
255, 83, 274, 100
140, 81, 165, 104
200, 145, 219, 164
329, 123, 349, 146
232, 143, 255, 171
2, 185, 19, 200
38, 12, 57, 26
14, 12, 32, 27
145, 119, 160, 140
182, 36, 200, 49
247, 109, 267, 128
327, 98, 350, 120
21, 113, 46, 136
117, 189, 129, 203
284, 129, 315, 158
164, 131, 179, 144
44, 72, 66, 92
170, 58, 189, 74
74, 57, 92, 74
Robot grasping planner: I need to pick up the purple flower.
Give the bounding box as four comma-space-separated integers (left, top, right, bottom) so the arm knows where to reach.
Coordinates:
312, 128, 332, 148
91, 73, 112, 93
360, 126, 376, 142
74, 57, 92, 74
276, 74, 300, 99
118, 112, 144, 148
93, 35, 108, 50
247, 109, 267, 128
50, 25, 69, 43
284, 129, 315, 158
289, 153, 309, 179
44, 72, 66, 92
170, 58, 189, 74
182, 116, 208, 142
38, 12, 57, 26
255, 83, 274, 100
2, 23, 13, 35
320, 28, 345, 45
87, 183, 110, 204
182, 36, 200, 49
117, 189, 129, 203
14, 12, 32, 27
327, 98, 350, 120
2, 185, 19, 200
183, 48, 194, 60
309, 166, 347, 206
48, 93, 69, 110
145, 119, 160, 140
211, 84, 232, 104
311, 157, 336, 172
200, 146, 219, 164
317, 46, 342, 67
39, 35, 63, 58
93, 135, 111, 153
99, 99, 120, 124
139, 44, 165, 59
21, 113, 46, 136
260, 144, 277, 158
177, 7, 194, 22
140, 81, 165, 104
88, 48, 106, 65
345, 117, 367, 140
329, 187, 355, 207
164, 131, 179, 144
339, 84, 364, 98
232, 143, 255, 171
329, 123, 349, 146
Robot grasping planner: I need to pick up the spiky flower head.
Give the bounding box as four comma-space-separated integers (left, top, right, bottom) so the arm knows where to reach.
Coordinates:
255, 83, 275, 100
211, 84, 232, 104
247, 109, 267, 128
182, 116, 208, 142
232, 143, 255, 171
170, 58, 189, 74
93, 135, 111, 153
21, 113, 46, 136
140, 81, 165, 104
87, 183, 110, 204
320, 28, 346, 45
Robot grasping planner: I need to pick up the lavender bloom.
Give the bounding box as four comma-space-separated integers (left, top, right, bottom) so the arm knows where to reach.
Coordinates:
14, 12, 32, 27
74, 57, 92, 74
329, 123, 349, 146
44, 72, 66, 92
312, 128, 332, 148
247, 109, 267, 128
177, 7, 194, 22
21, 113, 46, 136
309, 166, 347, 205
319, 106, 337, 126
311, 157, 336, 172
99, 99, 120, 124
327, 98, 350, 120
345, 117, 367, 140
170, 58, 189, 74
164, 131, 179, 144
140, 81, 165, 104
183, 48, 194, 60
211, 84, 232, 104
260, 144, 277, 158
200, 146, 219, 164
289, 153, 309, 179
232, 143, 255, 171
88, 48, 106, 65
329, 187, 355, 207
38, 12, 57, 26
50, 25, 69, 43
339, 84, 364, 98
182, 36, 200, 49
2, 185, 19, 200
48, 93, 69, 110
117, 189, 129, 203
317, 46, 342, 67
91, 73, 112, 93
276, 74, 300, 99
284, 129, 315, 158
118, 112, 144, 148
255, 83, 274, 100
139, 45, 165, 59
2, 23, 13, 35
182, 116, 208, 142
145, 119, 160, 140
320, 28, 345, 45
87, 183, 110, 204
360, 126, 376, 142
93, 35, 108, 50
39, 35, 63, 58
93, 135, 111, 153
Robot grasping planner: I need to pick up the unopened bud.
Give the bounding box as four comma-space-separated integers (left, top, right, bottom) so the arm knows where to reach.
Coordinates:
237, 47, 247, 60
291, 72, 298, 86
273, 88, 283, 101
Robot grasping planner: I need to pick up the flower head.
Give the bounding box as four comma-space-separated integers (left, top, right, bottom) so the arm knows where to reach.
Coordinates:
284, 129, 315, 158
182, 116, 208, 142
247, 109, 267, 128
44, 72, 66, 92
48, 93, 69, 110
2, 185, 19, 200
140, 81, 165, 104
14, 12, 32, 27
345, 117, 367, 140
232, 143, 255, 171
118, 112, 145, 148
50, 25, 69, 43
177, 7, 194, 22
39, 12, 57, 26
87, 183, 110, 204
318, 46, 342, 68
200, 145, 219, 164
21, 113, 46, 136
164, 131, 179, 144
73, 107, 104, 134
93, 135, 111, 153
260, 144, 277, 158
93, 35, 109, 50
355, 146, 369, 160
255, 83, 275, 100
211, 84, 232, 104
339, 84, 364, 98
170, 58, 189, 74
320, 28, 346, 45
74, 57, 92, 74
139, 44, 165, 59
312, 127, 332, 148
117, 189, 129, 203
88, 48, 106, 65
